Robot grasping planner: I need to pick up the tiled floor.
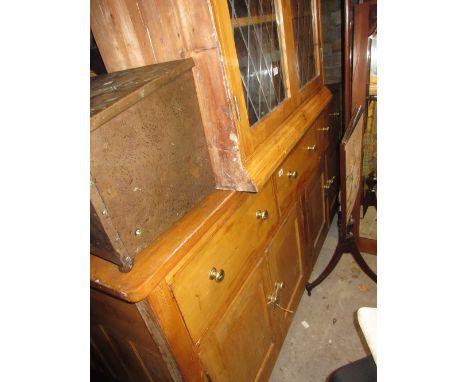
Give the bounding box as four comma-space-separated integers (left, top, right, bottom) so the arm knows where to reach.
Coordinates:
269, 216, 377, 382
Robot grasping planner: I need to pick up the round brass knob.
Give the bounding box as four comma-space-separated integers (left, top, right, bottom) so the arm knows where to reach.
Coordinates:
287, 170, 298, 179
256, 210, 269, 220
209, 267, 225, 282
307, 145, 317, 152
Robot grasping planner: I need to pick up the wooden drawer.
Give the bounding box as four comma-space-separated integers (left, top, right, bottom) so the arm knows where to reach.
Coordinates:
171, 180, 278, 343
274, 126, 320, 215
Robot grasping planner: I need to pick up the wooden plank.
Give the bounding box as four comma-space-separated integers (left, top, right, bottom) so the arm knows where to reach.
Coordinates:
190, 49, 255, 191
90, 0, 186, 72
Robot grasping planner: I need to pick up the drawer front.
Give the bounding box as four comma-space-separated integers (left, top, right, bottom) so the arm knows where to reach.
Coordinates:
274, 126, 320, 215
171, 180, 278, 343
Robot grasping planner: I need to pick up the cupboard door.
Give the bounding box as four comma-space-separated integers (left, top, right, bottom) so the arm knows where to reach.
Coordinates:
325, 147, 339, 225
298, 160, 327, 272
198, 257, 278, 382
265, 207, 304, 337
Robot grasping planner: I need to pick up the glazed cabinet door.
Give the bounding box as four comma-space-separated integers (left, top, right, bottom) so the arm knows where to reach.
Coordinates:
198, 257, 279, 382
298, 159, 327, 272
265, 207, 304, 337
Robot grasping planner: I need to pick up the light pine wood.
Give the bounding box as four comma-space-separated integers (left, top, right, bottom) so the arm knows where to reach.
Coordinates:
295, 0, 325, 106
91, 0, 255, 191
91, 0, 329, 191
170, 180, 278, 343
198, 257, 280, 382
91, 190, 235, 302
90, 2, 338, 380
273, 122, 320, 216
91, 120, 335, 381
265, 206, 305, 337
245, 87, 332, 190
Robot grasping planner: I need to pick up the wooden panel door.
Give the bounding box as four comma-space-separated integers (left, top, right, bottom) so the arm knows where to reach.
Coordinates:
298, 160, 327, 272
325, 147, 340, 225
90, 289, 176, 382
198, 257, 279, 382
265, 207, 304, 337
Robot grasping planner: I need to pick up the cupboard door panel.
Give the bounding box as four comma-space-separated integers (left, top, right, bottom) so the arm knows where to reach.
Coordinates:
265, 207, 304, 336
198, 258, 278, 382
299, 160, 327, 271
325, 147, 339, 224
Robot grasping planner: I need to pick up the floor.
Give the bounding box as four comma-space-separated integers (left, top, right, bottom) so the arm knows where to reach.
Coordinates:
269, 216, 377, 382
360, 206, 377, 240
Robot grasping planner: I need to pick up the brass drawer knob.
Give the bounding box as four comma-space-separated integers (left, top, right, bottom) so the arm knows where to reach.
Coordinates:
318, 126, 330, 132
306, 145, 317, 152
287, 170, 298, 179
209, 267, 225, 283
256, 210, 269, 220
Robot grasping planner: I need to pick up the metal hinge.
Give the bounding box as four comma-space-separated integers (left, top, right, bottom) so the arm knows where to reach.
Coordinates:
233, 95, 241, 121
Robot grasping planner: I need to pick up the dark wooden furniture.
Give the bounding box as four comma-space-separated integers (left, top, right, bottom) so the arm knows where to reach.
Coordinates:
306, 106, 376, 295
342, 0, 377, 255
90, 60, 215, 271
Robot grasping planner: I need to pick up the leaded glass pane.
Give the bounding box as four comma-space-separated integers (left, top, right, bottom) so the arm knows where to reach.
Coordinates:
228, 0, 286, 127
291, 0, 319, 88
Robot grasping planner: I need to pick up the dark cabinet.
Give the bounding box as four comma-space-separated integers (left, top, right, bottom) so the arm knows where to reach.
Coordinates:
298, 160, 327, 272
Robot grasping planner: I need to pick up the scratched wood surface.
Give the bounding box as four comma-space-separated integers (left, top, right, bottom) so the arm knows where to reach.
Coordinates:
91, 59, 194, 130
90, 62, 215, 271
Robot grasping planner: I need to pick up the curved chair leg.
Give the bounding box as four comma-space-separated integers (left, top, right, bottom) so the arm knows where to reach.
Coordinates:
350, 241, 377, 283
305, 238, 377, 296
305, 245, 343, 296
